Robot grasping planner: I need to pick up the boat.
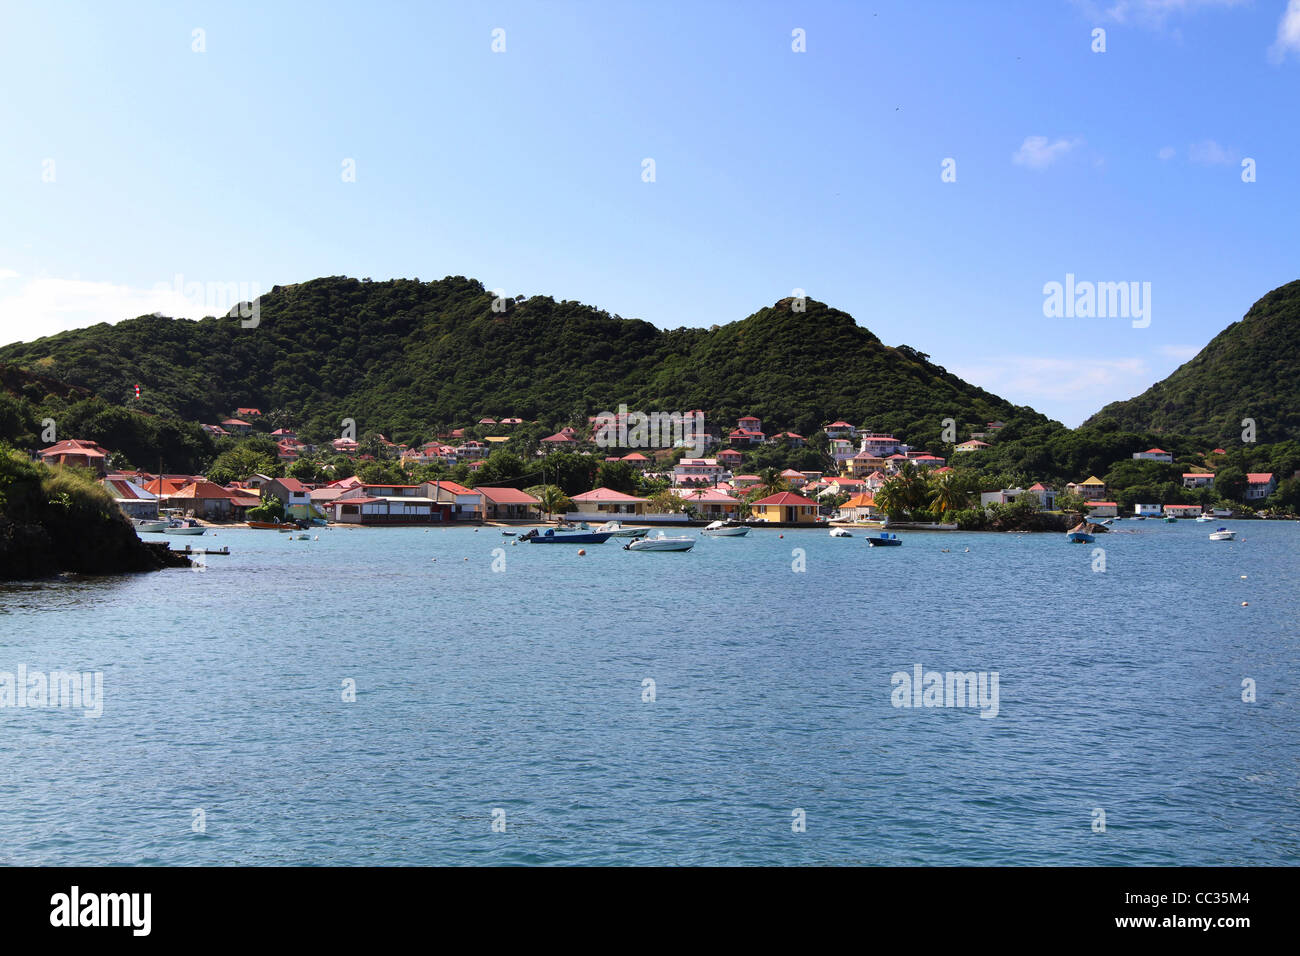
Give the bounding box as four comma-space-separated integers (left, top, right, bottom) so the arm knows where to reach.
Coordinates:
829, 527, 853, 537
165, 518, 206, 535
1101, 519, 1114, 526
596, 521, 649, 538
248, 520, 288, 530
133, 518, 169, 533
1163, 516, 1178, 523
701, 520, 749, 537
1195, 514, 1214, 523
520, 528, 612, 544
1209, 527, 1236, 541
501, 530, 517, 536
1067, 531, 1095, 543
624, 533, 695, 552
865, 532, 903, 547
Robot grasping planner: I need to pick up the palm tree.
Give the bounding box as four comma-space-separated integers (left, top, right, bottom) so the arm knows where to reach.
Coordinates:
873, 477, 906, 519
755, 467, 790, 499
526, 484, 571, 520
928, 471, 970, 515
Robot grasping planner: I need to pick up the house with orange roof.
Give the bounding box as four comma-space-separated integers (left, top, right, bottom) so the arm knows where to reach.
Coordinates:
38, 439, 110, 476
769, 431, 805, 446
1182, 472, 1214, 488
423, 481, 484, 520
568, 487, 648, 516
268, 477, 313, 518
677, 487, 741, 519
167, 480, 241, 519
221, 418, 254, 436
477, 486, 541, 520
779, 468, 808, 488
620, 452, 650, 470
955, 439, 990, 453
840, 492, 879, 521
823, 421, 856, 439
750, 491, 819, 523
235, 407, 262, 418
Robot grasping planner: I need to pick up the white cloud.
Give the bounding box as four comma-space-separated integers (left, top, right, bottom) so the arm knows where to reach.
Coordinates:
951, 356, 1149, 402
1073, 0, 1248, 26
1187, 139, 1238, 165
1012, 136, 1083, 170
0, 275, 219, 346
1269, 0, 1300, 62
1158, 145, 1176, 160
1156, 343, 1201, 361
0, 268, 22, 281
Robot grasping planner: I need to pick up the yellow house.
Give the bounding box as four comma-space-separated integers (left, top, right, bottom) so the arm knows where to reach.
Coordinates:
1067, 476, 1108, 500
750, 491, 819, 523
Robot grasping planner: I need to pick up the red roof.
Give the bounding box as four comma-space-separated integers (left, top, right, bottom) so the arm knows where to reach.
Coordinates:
432, 481, 477, 496
171, 480, 238, 500
276, 477, 309, 492
40, 439, 108, 459
621, 453, 649, 461
1247, 473, 1274, 482
570, 488, 648, 503
476, 486, 540, 505
751, 491, 817, 507
826, 421, 854, 428
541, 432, 577, 443
1182, 473, 1214, 479
1142, 448, 1168, 454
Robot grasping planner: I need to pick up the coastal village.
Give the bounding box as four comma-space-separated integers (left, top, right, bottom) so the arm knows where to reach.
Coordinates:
32, 408, 1284, 530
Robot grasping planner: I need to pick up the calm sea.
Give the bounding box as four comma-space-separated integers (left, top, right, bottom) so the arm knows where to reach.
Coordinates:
1, 520, 1296, 865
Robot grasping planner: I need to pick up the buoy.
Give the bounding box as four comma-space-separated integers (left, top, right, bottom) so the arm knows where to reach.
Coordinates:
1241, 575, 1247, 579
578, 549, 587, 556
1242, 601, 1249, 606
779, 534, 784, 539
463, 557, 468, 561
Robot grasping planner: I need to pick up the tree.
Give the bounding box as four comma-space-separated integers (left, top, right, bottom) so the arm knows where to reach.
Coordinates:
928, 471, 970, 515
647, 489, 686, 513
525, 484, 572, 520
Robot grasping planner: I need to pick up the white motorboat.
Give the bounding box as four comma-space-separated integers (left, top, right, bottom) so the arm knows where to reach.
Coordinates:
701, 520, 749, 537
829, 527, 853, 537
624, 532, 695, 552
1195, 514, 1214, 523
1209, 527, 1236, 541
166, 518, 206, 535
133, 518, 169, 533
597, 521, 649, 538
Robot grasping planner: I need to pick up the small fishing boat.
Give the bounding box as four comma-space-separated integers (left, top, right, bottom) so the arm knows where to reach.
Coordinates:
865, 532, 903, 547
1067, 531, 1095, 543
133, 518, 169, 533
1209, 527, 1236, 541
501, 530, 517, 536
165, 518, 206, 535
520, 528, 612, 545
829, 527, 853, 537
701, 520, 749, 537
625, 533, 694, 552
1163, 515, 1178, 523
248, 520, 288, 530
596, 521, 649, 538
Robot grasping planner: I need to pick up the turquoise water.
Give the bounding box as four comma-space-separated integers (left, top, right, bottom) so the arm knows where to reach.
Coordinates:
1, 520, 1296, 865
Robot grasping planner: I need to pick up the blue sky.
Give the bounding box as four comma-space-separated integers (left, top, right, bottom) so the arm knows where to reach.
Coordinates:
1, 0, 1297, 426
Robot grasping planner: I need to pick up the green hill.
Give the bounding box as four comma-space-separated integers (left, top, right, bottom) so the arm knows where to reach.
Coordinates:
1086, 279, 1300, 445
0, 276, 1047, 447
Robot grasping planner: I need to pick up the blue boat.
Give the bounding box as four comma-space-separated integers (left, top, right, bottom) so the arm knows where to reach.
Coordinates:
1067, 531, 1095, 543
865, 532, 902, 547
520, 528, 612, 545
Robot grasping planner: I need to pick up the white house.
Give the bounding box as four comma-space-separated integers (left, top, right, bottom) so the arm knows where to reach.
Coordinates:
1244, 473, 1277, 500
1134, 503, 1162, 516
1133, 448, 1173, 463
673, 458, 726, 486
1182, 472, 1214, 488
1086, 501, 1118, 518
